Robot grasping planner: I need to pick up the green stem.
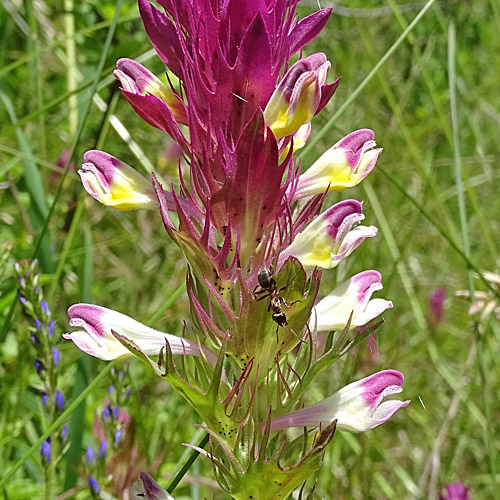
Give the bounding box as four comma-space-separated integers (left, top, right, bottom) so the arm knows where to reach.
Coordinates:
167, 433, 209, 493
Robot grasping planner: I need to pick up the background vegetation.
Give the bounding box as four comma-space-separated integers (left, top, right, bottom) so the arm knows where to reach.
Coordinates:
1, 0, 499, 498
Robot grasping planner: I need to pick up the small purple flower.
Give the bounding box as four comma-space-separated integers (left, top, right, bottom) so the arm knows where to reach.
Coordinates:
41, 393, 48, 407
114, 428, 122, 447
41, 301, 50, 316
30, 332, 40, 346
264, 52, 338, 140
102, 405, 111, 423
112, 405, 119, 419
62, 424, 68, 439
124, 387, 132, 399
86, 446, 96, 466
48, 319, 55, 338
55, 390, 64, 411
98, 440, 107, 459
17, 276, 25, 287
89, 476, 100, 495
35, 359, 45, 376
52, 346, 60, 366
108, 384, 114, 396
34, 318, 41, 329
41, 438, 51, 464
19, 296, 28, 306
440, 482, 470, 500
293, 129, 382, 200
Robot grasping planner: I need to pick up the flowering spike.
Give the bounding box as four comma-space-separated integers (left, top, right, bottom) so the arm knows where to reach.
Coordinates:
64, 304, 216, 363
79, 151, 155, 210
311, 270, 393, 331
293, 129, 382, 200
279, 200, 377, 269
270, 370, 410, 433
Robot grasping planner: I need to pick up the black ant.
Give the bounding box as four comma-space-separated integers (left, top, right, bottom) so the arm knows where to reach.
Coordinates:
252, 267, 300, 341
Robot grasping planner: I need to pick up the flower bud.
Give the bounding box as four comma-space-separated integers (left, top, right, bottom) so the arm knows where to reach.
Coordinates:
86, 446, 96, 466
55, 390, 65, 412
79, 151, 156, 210
89, 476, 100, 495
41, 438, 51, 464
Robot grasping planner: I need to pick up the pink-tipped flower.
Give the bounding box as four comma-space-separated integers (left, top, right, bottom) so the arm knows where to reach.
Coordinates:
279, 200, 377, 269
293, 129, 382, 200
131, 472, 174, 500
270, 370, 410, 433
79, 151, 155, 210
440, 482, 470, 500
311, 270, 393, 331
64, 304, 216, 363
264, 53, 338, 140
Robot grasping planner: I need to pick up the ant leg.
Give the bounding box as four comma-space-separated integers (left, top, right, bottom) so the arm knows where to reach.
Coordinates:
255, 293, 271, 302
280, 297, 302, 308
277, 269, 302, 293
275, 323, 279, 343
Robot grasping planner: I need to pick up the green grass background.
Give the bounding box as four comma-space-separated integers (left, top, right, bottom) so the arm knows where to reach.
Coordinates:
1, 0, 499, 498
